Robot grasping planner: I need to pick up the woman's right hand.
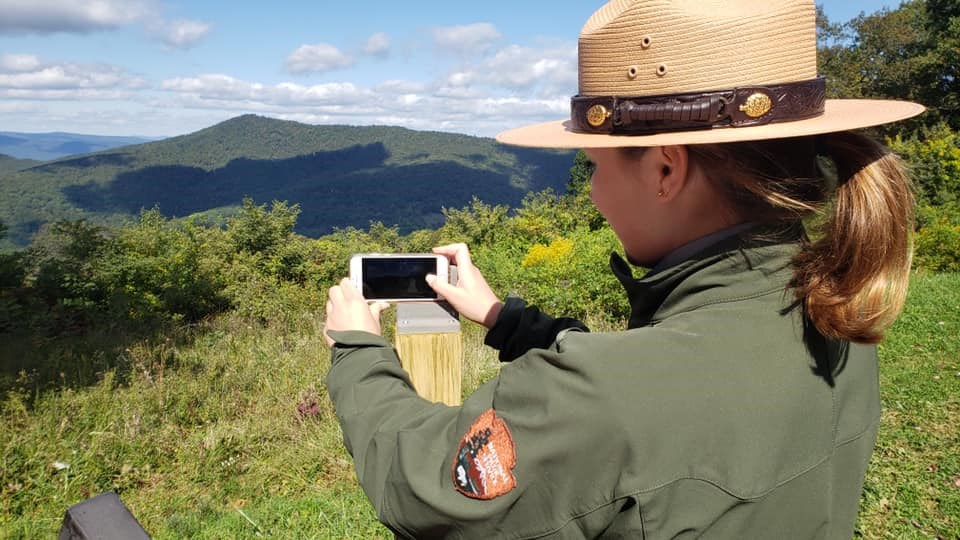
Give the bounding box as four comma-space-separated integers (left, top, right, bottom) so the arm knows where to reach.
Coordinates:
427, 243, 504, 329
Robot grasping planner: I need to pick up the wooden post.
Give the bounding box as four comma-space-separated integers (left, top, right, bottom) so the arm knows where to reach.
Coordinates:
394, 302, 462, 406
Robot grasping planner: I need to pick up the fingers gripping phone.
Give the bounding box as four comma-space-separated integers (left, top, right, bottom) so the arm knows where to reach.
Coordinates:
349, 254, 449, 302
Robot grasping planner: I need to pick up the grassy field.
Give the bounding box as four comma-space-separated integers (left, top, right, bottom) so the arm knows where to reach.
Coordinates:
1, 273, 958, 539
861, 272, 960, 538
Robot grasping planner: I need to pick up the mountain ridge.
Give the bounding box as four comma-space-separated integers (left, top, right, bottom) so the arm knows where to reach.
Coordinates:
0, 131, 157, 161
0, 115, 576, 249
0, 153, 39, 173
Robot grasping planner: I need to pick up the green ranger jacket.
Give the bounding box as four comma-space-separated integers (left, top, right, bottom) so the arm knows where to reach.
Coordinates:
326, 231, 880, 539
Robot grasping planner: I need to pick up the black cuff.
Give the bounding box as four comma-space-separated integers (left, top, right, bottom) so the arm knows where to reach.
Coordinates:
483, 297, 589, 363
484, 296, 526, 352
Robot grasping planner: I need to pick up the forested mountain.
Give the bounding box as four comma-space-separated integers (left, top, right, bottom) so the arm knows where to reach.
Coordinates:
0, 115, 575, 248
0, 153, 39, 173
0, 132, 156, 161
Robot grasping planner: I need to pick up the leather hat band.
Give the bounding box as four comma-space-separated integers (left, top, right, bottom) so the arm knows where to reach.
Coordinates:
570, 77, 826, 135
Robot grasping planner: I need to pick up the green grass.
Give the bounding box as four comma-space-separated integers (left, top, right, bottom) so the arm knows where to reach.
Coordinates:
860, 272, 960, 539
1, 314, 391, 538
1, 273, 958, 538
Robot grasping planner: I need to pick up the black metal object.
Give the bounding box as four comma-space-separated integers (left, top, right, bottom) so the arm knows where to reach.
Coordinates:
59, 491, 150, 540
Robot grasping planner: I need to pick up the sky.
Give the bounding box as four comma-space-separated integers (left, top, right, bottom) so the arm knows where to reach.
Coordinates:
0, 0, 900, 139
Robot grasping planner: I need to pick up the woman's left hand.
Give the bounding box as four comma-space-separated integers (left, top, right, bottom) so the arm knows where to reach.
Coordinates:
324, 278, 391, 347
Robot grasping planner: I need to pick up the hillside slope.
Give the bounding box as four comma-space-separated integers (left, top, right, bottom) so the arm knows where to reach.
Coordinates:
0, 115, 575, 248
0, 153, 39, 173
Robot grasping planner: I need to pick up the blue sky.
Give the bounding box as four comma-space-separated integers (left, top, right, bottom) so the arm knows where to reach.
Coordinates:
0, 1, 900, 138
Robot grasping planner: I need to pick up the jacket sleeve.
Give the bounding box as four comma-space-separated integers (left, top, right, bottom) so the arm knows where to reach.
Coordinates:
325, 328, 626, 539
484, 296, 590, 362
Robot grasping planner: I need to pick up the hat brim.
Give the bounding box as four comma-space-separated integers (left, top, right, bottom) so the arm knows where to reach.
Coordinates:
495, 99, 925, 148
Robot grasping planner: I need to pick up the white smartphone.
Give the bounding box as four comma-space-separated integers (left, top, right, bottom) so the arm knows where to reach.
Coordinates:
349, 253, 449, 302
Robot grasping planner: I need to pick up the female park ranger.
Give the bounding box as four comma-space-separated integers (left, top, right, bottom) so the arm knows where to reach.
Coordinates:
324, 0, 925, 537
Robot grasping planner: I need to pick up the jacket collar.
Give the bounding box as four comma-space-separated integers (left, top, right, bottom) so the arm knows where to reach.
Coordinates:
611, 225, 805, 329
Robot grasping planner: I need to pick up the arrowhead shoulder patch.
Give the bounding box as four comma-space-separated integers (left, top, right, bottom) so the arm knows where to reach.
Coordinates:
452, 409, 517, 500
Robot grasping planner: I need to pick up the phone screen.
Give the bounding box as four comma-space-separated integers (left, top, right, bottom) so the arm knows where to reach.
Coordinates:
361, 257, 438, 300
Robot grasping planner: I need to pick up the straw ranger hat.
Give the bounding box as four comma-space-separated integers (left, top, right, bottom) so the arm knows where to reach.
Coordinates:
496, 0, 925, 148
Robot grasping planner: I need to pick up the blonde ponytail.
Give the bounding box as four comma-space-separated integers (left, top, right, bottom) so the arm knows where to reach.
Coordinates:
790, 132, 914, 343
682, 132, 915, 344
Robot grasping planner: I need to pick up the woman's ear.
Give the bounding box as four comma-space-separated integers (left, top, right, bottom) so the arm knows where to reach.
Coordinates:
655, 145, 689, 201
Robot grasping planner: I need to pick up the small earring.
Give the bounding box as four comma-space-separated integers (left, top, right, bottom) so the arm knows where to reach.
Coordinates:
657, 190, 665, 197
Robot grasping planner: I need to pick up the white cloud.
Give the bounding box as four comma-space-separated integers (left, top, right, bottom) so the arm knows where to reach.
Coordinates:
0, 27, 576, 138
0, 0, 154, 34
0, 100, 43, 113
272, 81, 368, 105
226, 38, 571, 130
0, 66, 88, 89
3, 68, 572, 137
481, 44, 577, 90
0, 88, 138, 100
0, 53, 41, 72
432, 23, 501, 56
285, 43, 354, 74
436, 43, 577, 99
161, 74, 261, 99
161, 74, 371, 107
444, 71, 475, 87
153, 19, 211, 49
0, 1, 211, 51
433, 85, 484, 99
364, 32, 390, 58
0, 58, 147, 93
472, 96, 568, 118
375, 80, 428, 94
397, 94, 422, 107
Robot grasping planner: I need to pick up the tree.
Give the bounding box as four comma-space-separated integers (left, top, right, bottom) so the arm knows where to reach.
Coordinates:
26, 220, 110, 330
440, 197, 510, 245
566, 150, 594, 197
923, 0, 960, 123
817, 0, 960, 130
565, 150, 604, 230
228, 197, 300, 255
0, 219, 25, 295
817, 6, 865, 99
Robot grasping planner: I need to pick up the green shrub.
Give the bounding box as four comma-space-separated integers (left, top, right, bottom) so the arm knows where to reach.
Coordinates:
102, 210, 230, 323
0, 222, 25, 333
889, 124, 960, 271
438, 197, 510, 246
223, 253, 324, 327
889, 123, 960, 207
504, 228, 628, 322
511, 190, 580, 244
24, 220, 111, 332
914, 209, 960, 272
228, 198, 299, 255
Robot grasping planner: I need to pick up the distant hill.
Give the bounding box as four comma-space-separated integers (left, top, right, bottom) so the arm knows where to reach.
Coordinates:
0, 131, 157, 161
0, 115, 576, 249
0, 153, 39, 173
